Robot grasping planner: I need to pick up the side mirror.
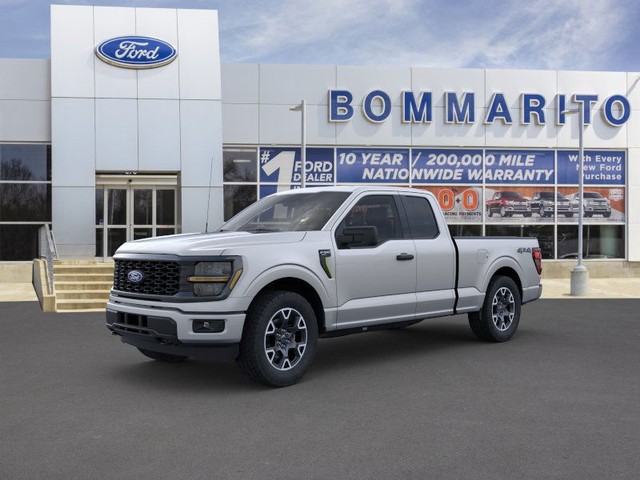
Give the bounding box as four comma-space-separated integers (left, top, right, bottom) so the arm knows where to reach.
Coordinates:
336, 226, 378, 249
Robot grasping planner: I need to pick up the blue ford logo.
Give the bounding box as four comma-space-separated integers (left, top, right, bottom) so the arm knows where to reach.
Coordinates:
95, 36, 177, 69
127, 270, 144, 284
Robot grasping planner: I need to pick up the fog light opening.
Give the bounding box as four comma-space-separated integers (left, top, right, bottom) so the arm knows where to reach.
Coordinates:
192, 319, 225, 333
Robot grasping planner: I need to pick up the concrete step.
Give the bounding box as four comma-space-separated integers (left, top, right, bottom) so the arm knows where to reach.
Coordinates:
55, 298, 109, 311
55, 273, 114, 283
55, 281, 113, 291
56, 290, 111, 300
54, 265, 114, 275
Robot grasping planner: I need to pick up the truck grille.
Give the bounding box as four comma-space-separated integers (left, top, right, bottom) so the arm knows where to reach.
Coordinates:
113, 259, 182, 296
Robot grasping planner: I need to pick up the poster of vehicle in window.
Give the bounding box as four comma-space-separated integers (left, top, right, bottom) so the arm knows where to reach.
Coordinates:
414, 186, 482, 223
485, 187, 560, 223
259, 147, 334, 188
557, 150, 625, 185
557, 187, 625, 222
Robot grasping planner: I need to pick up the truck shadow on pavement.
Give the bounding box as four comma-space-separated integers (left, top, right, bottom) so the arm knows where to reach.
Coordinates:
106, 316, 546, 390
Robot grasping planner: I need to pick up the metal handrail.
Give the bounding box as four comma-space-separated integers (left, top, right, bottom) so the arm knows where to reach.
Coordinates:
38, 224, 58, 294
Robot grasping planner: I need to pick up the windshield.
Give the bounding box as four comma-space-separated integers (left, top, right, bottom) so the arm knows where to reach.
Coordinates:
584, 192, 604, 199
501, 191, 522, 199
220, 191, 351, 233
539, 192, 554, 199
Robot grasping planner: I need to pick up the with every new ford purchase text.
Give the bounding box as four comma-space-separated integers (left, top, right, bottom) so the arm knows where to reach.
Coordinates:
106, 187, 542, 387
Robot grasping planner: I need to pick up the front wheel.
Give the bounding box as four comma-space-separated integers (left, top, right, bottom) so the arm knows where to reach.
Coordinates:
468, 276, 521, 342
238, 291, 318, 387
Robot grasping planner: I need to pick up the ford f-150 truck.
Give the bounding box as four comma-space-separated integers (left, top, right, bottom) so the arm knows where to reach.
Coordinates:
107, 186, 543, 387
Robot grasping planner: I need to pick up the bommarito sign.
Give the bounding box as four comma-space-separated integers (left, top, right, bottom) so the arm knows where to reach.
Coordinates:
328, 90, 631, 127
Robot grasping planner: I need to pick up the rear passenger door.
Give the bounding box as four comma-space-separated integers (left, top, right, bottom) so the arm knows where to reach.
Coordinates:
399, 194, 456, 318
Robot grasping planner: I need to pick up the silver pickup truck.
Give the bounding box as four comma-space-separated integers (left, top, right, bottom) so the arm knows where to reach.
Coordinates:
107, 186, 542, 387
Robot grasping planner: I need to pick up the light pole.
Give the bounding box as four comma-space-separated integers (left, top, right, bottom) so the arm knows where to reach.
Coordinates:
562, 104, 588, 295
289, 100, 307, 188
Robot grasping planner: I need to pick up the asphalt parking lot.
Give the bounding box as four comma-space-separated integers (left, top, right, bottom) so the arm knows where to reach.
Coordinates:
1, 300, 639, 480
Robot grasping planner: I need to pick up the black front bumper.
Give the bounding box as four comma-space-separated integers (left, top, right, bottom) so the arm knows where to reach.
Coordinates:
106, 310, 238, 362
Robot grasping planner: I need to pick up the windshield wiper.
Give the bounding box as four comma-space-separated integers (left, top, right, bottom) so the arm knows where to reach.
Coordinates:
244, 227, 281, 233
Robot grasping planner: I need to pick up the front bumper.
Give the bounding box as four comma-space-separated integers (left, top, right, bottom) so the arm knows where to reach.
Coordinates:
106, 294, 247, 345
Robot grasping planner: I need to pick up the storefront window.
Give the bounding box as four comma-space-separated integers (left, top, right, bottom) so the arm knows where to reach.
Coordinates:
557, 225, 624, 259
486, 224, 555, 259
221, 145, 627, 260
223, 148, 257, 182
0, 144, 52, 261
223, 184, 257, 221
448, 225, 482, 237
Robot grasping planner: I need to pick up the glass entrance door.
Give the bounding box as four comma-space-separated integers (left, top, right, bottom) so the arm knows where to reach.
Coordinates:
95, 177, 177, 258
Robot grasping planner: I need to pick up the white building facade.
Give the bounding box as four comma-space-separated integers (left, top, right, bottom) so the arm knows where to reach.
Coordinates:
0, 4, 639, 274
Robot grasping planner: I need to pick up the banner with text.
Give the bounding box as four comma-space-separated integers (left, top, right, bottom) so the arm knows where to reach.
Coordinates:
411, 149, 483, 184
336, 148, 410, 183
557, 150, 625, 185
484, 150, 554, 184
259, 147, 334, 185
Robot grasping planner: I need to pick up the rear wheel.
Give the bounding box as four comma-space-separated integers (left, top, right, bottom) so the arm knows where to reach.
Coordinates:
468, 275, 521, 342
238, 290, 318, 387
137, 348, 188, 363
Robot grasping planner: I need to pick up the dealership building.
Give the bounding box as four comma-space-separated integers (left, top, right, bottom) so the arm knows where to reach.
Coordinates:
1, 4, 639, 283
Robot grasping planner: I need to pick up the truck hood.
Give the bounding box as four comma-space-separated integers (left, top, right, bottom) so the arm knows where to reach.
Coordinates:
115, 231, 307, 257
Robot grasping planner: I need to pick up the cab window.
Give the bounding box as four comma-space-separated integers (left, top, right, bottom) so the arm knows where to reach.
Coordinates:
400, 195, 439, 239
336, 195, 403, 248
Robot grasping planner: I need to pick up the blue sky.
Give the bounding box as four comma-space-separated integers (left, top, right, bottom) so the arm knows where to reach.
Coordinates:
1, 0, 639, 71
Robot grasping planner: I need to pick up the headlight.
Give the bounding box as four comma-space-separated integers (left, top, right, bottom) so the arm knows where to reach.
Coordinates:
506, 200, 515, 205
189, 261, 233, 297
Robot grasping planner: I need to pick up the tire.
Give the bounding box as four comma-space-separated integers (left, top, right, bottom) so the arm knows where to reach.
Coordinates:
238, 290, 318, 387
565, 213, 574, 218
137, 348, 188, 363
585, 213, 592, 218
523, 213, 532, 218
603, 212, 611, 218
468, 275, 521, 342
487, 206, 493, 217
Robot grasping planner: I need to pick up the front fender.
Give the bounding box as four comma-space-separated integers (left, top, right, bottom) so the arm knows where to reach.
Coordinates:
242, 264, 334, 309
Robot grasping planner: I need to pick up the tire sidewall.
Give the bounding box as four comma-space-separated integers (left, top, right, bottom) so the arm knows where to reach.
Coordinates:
483, 276, 521, 342
241, 291, 318, 387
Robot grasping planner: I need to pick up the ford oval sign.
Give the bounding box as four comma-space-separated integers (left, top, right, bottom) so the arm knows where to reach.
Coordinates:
127, 270, 145, 284
95, 36, 177, 69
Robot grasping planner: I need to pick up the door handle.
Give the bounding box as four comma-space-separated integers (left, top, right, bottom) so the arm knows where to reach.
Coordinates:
396, 253, 414, 261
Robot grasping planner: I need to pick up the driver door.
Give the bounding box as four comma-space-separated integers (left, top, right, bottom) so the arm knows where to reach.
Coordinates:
333, 194, 417, 328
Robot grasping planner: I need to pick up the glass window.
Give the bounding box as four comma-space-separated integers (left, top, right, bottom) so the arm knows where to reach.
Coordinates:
156, 189, 175, 225
95, 228, 104, 257
223, 191, 349, 232
337, 195, 403, 245
107, 189, 126, 226
400, 195, 439, 239
223, 148, 257, 182
448, 224, 482, 237
107, 228, 127, 257
486, 224, 554, 259
0, 224, 41, 260
0, 144, 51, 181
557, 225, 624, 259
133, 189, 152, 225
223, 185, 257, 221
0, 184, 51, 222
95, 188, 104, 226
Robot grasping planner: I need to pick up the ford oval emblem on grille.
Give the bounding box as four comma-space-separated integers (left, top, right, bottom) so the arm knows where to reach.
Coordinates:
95, 36, 177, 69
127, 270, 144, 283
